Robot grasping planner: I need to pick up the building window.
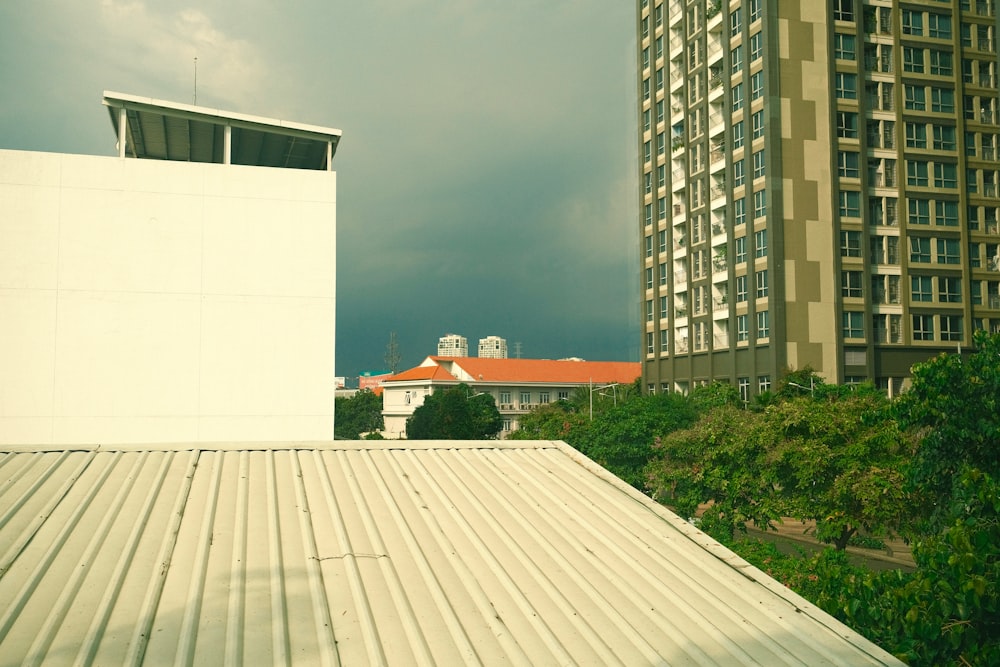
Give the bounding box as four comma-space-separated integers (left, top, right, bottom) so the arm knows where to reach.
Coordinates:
520, 391, 531, 405
833, 0, 854, 22
731, 44, 743, 74
928, 13, 951, 39
843, 311, 865, 339
736, 314, 749, 342
939, 276, 962, 303
660, 329, 669, 353
659, 230, 667, 253
907, 161, 929, 187
733, 121, 744, 149
658, 197, 667, 220
646, 299, 654, 322
906, 123, 927, 148
730, 7, 742, 36
750, 32, 763, 61
754, 229, 767, 258
752, 150, 766, 179
751, 110, 764, 140
839, 190, 861, 217
753, 190, 767, 218
756, 270, 769, 298
904, 85, 926, 111
941, 315, 963, 341
734, 198, 746, 226
933, 125, 956, 151
736, 275, 748, 302
749, 0, 761, 22
539, 392, 550, 404
834, 33, 856, 60
903, 46, 925, 73
646, 332, 654, 355
751, 71, 764, 100
911, 237, 932, 263
842, 271, 863, 298
937, 238, 960, 264
735, 236, 747, 263
658, 165, 666, 189
500, 391, 511, 404
837, 111, 858, 138
929, 50, 953, 76
738, 377, 751, 403
908, 198, 931, 225
935, 200, 958, 226
645, 235, 653, 258
838, 151, 860, 178
841, 230, 862, 257
902, 9, 924, 36
931, 87, 955, 113
911, 275, 933, 302
934, 162, 957, 188
757, 310, 770, 339
732, 83, 744, 112
659, 262, 667, 286
913, 314, 934, 341
660, 295, 668, 319
835, 72, 857, 99
734, 160, 745, 187
646, 267, 654, 289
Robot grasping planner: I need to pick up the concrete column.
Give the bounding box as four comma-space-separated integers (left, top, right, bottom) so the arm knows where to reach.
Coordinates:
224, 124, 232, 164
118, 107, 127, 158
327, 141, 333, 171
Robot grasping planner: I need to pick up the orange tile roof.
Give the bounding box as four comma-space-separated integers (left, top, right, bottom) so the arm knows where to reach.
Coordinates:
394, 357, 640, 385
385, 364, 458, 382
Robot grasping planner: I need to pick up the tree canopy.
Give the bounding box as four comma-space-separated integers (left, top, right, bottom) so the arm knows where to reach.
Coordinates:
406, 383, 503, 440
334, 389, 384, 439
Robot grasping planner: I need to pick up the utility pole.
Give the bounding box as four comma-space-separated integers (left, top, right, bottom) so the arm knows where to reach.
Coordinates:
384, 331, 401, 374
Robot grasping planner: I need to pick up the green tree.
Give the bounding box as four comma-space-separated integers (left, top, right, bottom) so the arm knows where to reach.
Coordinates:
507, 401, 590, 443
648, 389, 909, 548
575, 392, 697, 490
334, 389, 384, 439
896, 330, 1000, 529
406, 383, 502, 440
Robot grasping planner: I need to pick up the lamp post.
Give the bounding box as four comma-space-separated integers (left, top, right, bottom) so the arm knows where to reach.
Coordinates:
786, 378, 815, 397
589, 379, 620, 421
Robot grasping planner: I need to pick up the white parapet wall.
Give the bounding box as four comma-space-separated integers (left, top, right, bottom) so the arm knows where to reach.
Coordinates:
0, 149, 336, 444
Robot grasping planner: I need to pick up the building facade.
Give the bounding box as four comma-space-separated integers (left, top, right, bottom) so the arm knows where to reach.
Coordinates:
477, 335, 509, 358
381, 357, 640, 438
437, 333, 469, 357
0, 92, 340, 444
638, 0, 1000, 400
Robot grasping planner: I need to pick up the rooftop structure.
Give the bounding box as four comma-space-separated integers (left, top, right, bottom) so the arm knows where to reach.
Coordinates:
102, 91, 341, 169
0, 440, 902, 665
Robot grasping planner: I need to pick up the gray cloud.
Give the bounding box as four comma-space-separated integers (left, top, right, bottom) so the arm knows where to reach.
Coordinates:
0, 0, 638, 379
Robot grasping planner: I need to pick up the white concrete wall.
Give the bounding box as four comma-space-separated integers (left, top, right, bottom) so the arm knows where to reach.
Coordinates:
0, 149, 336, 444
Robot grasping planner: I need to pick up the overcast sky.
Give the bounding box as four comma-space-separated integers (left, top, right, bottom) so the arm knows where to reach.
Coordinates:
0, 1, 638, 380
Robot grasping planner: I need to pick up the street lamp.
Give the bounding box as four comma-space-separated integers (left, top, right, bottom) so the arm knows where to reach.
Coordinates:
786, 378, 815, 396
589, 379, 620, 421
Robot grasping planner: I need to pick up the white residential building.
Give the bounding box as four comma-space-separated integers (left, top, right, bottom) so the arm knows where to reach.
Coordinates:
477, 335, 508, 358
437, 333, 469, 357
0, 91, 341, 444
381, 356, 640, 438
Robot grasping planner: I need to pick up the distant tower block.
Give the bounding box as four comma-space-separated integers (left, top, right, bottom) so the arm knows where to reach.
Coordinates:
478, 335, 508, 359
437, 333, 469, 357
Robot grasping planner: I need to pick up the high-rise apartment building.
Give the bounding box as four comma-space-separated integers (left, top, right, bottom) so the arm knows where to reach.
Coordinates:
478, 335, 509, 358
638, 0, 1000, 400
438, 333, 469, 357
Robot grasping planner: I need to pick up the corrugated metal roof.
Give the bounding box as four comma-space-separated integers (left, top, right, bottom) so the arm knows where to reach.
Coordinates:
0, 441, 902, 666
